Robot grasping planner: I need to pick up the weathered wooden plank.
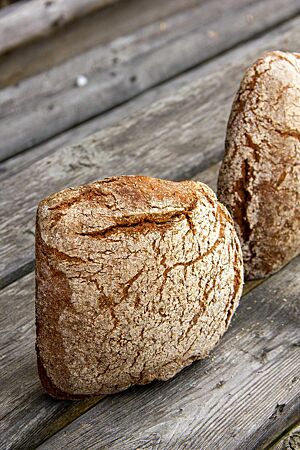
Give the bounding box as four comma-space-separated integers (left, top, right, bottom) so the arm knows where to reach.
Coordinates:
37, 255, 300, 450
1, 15, 300, 289
0, 162, 254, 449
0, 73, 194, 182
0, 0, 201, 87
271, 422, 300, 449
0, 0, 208, 174
0, 0, 120, 56
1, 0, 300, 160
0, 1, 207, 179
0, 86, 223, 184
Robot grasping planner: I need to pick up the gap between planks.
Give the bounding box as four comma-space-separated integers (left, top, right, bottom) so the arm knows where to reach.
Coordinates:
1, 0, 300, 160
0, 0, 201, 86
1, 14, 300, 289
270, 421, 300, 449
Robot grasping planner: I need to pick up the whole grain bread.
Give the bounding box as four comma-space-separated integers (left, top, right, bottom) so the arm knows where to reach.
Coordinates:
36, 175, 243, 399
217, 51, 300, 280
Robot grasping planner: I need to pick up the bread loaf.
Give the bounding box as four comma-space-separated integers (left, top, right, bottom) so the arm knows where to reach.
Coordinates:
36, 175, 243, 399
218, 51, 300, 280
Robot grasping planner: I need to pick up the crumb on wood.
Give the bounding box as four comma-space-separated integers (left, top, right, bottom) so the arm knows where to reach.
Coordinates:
160, 21, 167, 31
207, 30, 219, 39
246, 14, 254, 24
75, 75, 88, 87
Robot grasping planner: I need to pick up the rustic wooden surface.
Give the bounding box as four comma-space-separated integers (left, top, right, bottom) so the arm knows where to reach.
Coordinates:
0, 0, 299, 448
0, 0, 120, 56
0, 0, 200, 87
1, 0, 300, 160
1, 15, 300, 289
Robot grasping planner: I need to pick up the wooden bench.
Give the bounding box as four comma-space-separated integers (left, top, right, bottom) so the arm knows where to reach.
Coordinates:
0, 0, 299, 448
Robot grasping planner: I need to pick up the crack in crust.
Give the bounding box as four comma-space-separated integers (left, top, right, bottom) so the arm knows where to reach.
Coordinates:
36, 175, 243, 398
75, 209, 195, 239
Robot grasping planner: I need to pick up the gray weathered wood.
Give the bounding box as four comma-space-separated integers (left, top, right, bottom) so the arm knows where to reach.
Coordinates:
1, 0, 300, 160
0, 0, 120, 56
37, 256, 300, 450
0, 0, 207, 178
0, 81, 223, 183
0, 0, 201, 87
271, 422, 300, 449
0, 72, 204, 182
1, 15, 300, 289
0, 162, 259, 449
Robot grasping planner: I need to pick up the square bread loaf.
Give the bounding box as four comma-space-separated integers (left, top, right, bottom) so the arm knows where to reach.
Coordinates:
36, 176, 243, 399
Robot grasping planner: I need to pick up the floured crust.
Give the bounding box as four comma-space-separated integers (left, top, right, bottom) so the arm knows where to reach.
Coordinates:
36, 175, 243, 399
218, 51, 300, 280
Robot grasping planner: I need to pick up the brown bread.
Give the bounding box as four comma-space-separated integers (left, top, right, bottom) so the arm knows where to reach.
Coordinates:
218, 51, 300, 280
36, 175, 243, 399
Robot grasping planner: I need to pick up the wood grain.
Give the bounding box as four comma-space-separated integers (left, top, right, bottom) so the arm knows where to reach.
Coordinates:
1, 15, 300, 289
37, 255, 300, 450
0, 0, 208, 176
0, 0, 120, 56
0, 0, 201, 87
1, 0, 300, 160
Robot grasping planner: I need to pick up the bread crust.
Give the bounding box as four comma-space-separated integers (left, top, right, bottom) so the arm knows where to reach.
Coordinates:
36, 175, 243, 399
218, 51, 300, 280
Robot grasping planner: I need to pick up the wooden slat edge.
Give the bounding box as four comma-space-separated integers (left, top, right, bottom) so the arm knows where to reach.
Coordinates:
269, 421, 300, 449
0, 0, 206, 87
1, 0, 300, 160
0, 0, 120, 56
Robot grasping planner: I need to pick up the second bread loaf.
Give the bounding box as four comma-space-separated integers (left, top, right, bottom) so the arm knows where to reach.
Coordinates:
218, 51, 300, 279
